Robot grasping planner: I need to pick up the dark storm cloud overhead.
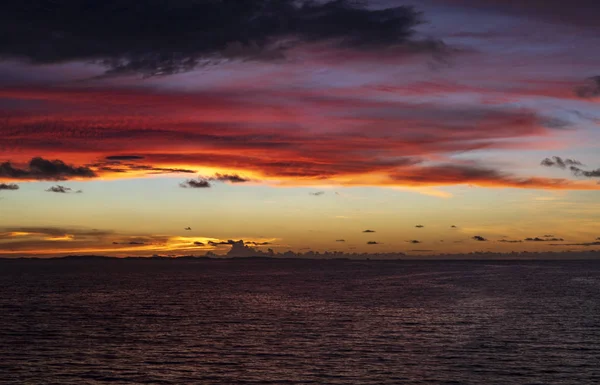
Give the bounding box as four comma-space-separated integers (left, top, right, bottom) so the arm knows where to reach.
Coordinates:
0, 183, 19, 190
541, 156, 584, 169
180, 178, 211, 189
0, 157, 96, 181
0, 0, 430, 76
575, 76, 600, 98
45, 185, 72, 193
472, 236, 487, 241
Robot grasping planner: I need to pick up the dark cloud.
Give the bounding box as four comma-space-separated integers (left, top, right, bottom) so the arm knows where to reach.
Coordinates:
525, 237, 564, 242
575, 76, 600, 98
415, 225, 424, 228
113, 241, 145, 245
193, 241, 205, 246
551, 242, 600, 247
105, 155, 145, 161
335, 239, 346, 242
0, 157, 96, 181
0, 183, 19, 191
184, 227, 192, 231
0, 0, 430, 76
45, 185, 72, 193
541, 156, 584, 169
180, 178, 211, 189
543, 235, 555, 238
569, 166, 600, 178
309, 191, 326, 196
472, 236, 487, 241
498, 239, 523, 243
366, 241, 380, 245
363, 229, 376, 233
208, 240, 236, 246
541, 157, 600, 179
245, 241, 271, 246
117, 163, 196, 174
407, 240, 422, 244
210, 173, 250, 183
450, 225, 457, 228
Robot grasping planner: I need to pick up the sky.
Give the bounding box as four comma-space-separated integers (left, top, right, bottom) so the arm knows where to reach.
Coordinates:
0, 0, 599, 258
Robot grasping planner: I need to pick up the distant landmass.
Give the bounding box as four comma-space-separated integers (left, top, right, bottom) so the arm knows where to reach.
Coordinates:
2, 250, 600, 261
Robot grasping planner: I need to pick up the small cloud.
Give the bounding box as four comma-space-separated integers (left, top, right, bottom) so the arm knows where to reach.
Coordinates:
180, 178, 211, 188
366, 241, 380, 245
543, 234, 555, 238
362, 229, 376, 233
450, 225, 457, 228
184, 227, 192, 231
45, 185, 72, 193
245, 241, 272, 246
335, 239, 346, 242
415, 225, 425, 228
113, 241, 146, 245
0, 183, 19, 191
193, 241, 205, 246
407, 240, 421, 244
472, 236, 487, 242
541, 156, 584, 169
105, 155, 145, 161
210, 173, 250, 183
309, 191, 325, 196
498, 239, 523, 243
75, 189, 83, 194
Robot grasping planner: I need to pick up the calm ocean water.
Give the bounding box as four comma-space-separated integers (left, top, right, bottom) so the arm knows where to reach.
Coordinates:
1, 259, 599, 384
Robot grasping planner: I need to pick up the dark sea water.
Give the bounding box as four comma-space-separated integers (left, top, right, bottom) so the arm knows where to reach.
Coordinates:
1, 259, 600, 384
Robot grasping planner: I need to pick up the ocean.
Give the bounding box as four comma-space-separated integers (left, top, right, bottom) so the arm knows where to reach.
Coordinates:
1, 259, 599, 384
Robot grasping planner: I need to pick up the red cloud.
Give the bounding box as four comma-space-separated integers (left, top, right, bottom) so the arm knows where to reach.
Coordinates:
0, 85, 597, 190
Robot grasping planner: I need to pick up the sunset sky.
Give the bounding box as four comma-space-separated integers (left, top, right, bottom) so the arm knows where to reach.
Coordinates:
1, 0, 599, 257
